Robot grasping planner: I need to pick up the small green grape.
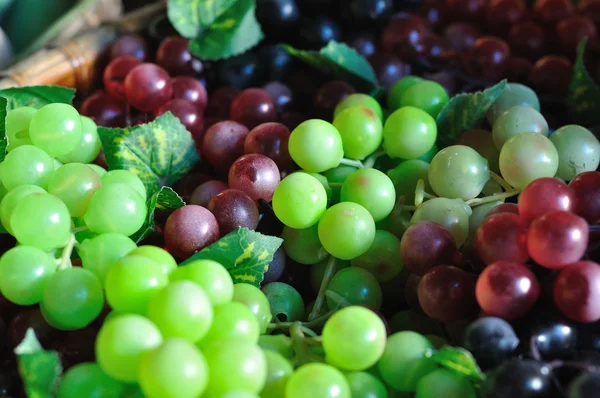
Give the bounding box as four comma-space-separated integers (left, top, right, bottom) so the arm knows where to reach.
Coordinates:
323, 165, 358, 203
492, 105, 548, 150
78, 233, 137, 283
101, 169, 147, 198
387, 159, 430, 206
335, 93, 384, 120
57, 362, 127, 398
333, 106, 383, 160
388, 75, 424, 111
88, 164, 107, 177
261, 350, 294, 398
29, 103, 83, 157
351, 230, 403, 282
258, 335, 295, 361
285, 363, 351, 398
326, 267, 382, 310
415, 368, 477, 398
282, 224, 328, 265
57, 116, 101, 164
0, 184, 46, 234
549, 125, 600, 181
399, 80, 449, 118
128, 245, 177, 276
345, 372, 388, 398
6, 107, 36, 152
0, 145, 54, 190
169, 259, 234, 305
272, 172, 327, 229
487, 83, 540, 125
410, 197, 472, 247
198, 301, 260, 348
261, 282, 304, 322
340, 168, 396, 222
233, 283, 272, 334
383, 107, 437, 160
288, 119, 343, 172
48, 163, 101, 217
309, 257, 350, 293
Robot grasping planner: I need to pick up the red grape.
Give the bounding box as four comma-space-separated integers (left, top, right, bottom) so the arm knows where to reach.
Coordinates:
528, 55, 573, 96
124, 63, 173, 113
80, 91, 125, 127
206, 87, 240, 119
202, 121, 249, 172
554, 261, 600, 323
445, 0, 487, 21
173, 172, 211, 203
533, 0, 574, 26
155, 37, 203, 76
465, 36, 511, 81
172, 76, 208, 110
504, 56, 533, 83
476, 261, 540, 320
381, 17, 431, 61
228, 154, 281, 202
103, 56, 142, 101
485, 203, 520, 219
262, 81, 293, 113
230, 88, 277, 129
475, 213, 529, 265
485, 0, 526, 34
154, 99, 203, 138
579, 0, 600, 25
313, 81, 356, 120
109, 34, 148, 61
190, 180, 228, 207
569, 171, 600, 223
164, 205, 220, 259
556, 15, 597, 55
207, 189, 260, 234
368, 52, 411, 90
244, 122, 293, 170
508, 21, 546, 60
518, 177, 575, 223
418, 0, 446, 28
528, 211, 589, 269
444, 22, 481, 52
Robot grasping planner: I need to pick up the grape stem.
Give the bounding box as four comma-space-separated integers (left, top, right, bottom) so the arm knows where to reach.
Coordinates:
328, 182, 343, 188
72, 225, 89, 233
490, 171, 514, 192
339, 158, 365, 168
363, 150, 386, 168
325, 289, 353, 308
466, 189, 520, 207
290, 322, 323, 365
308, 256, 337, 321
57, 233, 76, 271
268, 308, 338, 331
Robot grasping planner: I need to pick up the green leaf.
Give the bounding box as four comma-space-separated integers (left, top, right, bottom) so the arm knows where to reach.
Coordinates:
97, 112, 200, 197
427, 346, 484, 381
567, 38, 600, 126
131, 186, 185, 243
0, 85, 75, 162
168, 0, 239, 39
436, 80, 507, 147
180, 227, 283, 287
188, 0, 263, 60
281, 41, 380, 93
15, 328, 62, 398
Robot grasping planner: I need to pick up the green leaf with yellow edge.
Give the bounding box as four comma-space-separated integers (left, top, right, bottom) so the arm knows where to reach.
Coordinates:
97, 112, 200, 197
567, 38, 600, 126
15, 328, 62, 398
427, 346, 484, 381
180, 227, 283, 287
131, 186, 185, 243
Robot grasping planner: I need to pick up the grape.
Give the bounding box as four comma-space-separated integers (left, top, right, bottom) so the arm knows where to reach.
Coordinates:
139, 338, 208, 398
104, 255, 168, 314
163, 205, 220, 259
261, 282, 304, 322
233, 283, 272, 334
104, 56, 142, 101
285, 363, 350, 398
326, 267, 382, 310
263, 81, 293, 112
5, 106, 36, 152
40, 267, 103, 331
444, 22, 480, 51
0, 145, 54, 190
230, 88, 277, 129
11, 193, 70, 250
0, 246, 57, 305
147, 281, 213, 343
476, 261, 540, 320
288, 119, 343, 172
29, 103, 82, 156
483, 359, 553, 397
475, 213, 529, 265
202, 121, 249, 172
334, 93, 383, 121
78, 233, 137, 283
416, 368, 476, 398
378, 331, 437, 392
128, 245, 177, 276
466, 200, 503, 245
383, 106, 437, 160
261, 350, 293, 398
518, 177, 575, 223
172, 76, 208, 110
499, 132, 559, 190
170, 259, 234, 305
310, 258, 350, 293
323, 165, 358, 203
156, 37, 202, 76
244, 122, 293, 170
351, 230, 403, 282
124, 63, 173, 113
528, 211, 588, 269
56, 116, 101, 164
48, 163, 101, 217
80, 91, 125, 128
318, 202, 376, 260
398, 80, 449, 118
198, 301, 260, 350
263, 246, 287, 284
568, 370, 600, 398
207, 189, 259, 234
492, 105, 548, 150
387, 159, 430, 206
527, 315, 578, 360
110, 33, 147, 61
313, 80, 355, 120
0, 184, 46, 233
258, 334, 295, 360
487, 83, 540, 125
569, 171, 600, 223
57, 362, 126, 398
387, 76, 424, 110
190, 180, 228, 207
155, 99, 204, 138
333, 106, 383, 160
272, 172, 327, 229
549, 125, 600, 181
465, 36, 510, 81
203, 341, 267, 396
344, 371, 387, 398
228, 154, 280, 202
282, 224, 328, 265
95, 314, 163, 382
463, 317, 519, 370
554, 262, 600, 323
84, 183, 146, 236
340, 168, 395, 222
410, 198, 472, 248
486, 202, 519, 219
101, 169, 146, 199
455, 129, 500, 174
87, 164, 107, 178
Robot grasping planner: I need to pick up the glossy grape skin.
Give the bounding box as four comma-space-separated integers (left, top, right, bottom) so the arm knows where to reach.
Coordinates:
410, 198, 472, 248
398, 80, 449, 119
550, 125, 600, 181
78, 233, 137, 283
499, 132, 559, 190
282, 224, 328, 265
202, 121, 249, 171
526, 315, 578, 360
124, 63, 173, 113
465, 36, 510, 81
486, 203, 519, 219
0, 144, 54, 190
190, 180, 228, 207
29, 103, 82, 157
554, 261, 600, 323
197, 301, 259, 349
261, 282, 304, 322
96, 314, 163, 382
100, 169, 146, 198
288, 119, 343, 173
128, 246, 176, 277
340, 168, 395, 222
48, 163, 101, 217
170, 259, 234, 305
261, 350, 293, 398
351, 230, 403, 283
463, 317, 519, 370
233, 283, 272, 334
387, 76, 423, 111
297, 15, 343, 50
344, 372, 387, 398
386, 159, 429, 206
103, 56, 141, 101
207, 189, 259, 234
57, 116, 101, 164
228, 154, 280, 202
381, 17, 430, 61
244, 122, 293, 170
286, 363, 350, 398
492, 106, 549, 150
57, 362, 127, 397
569, 171, 600, 223
272, 172, 327, 229
476, 261, 540, 320
80, 91, 125, 128
334, 93, 383, 121
326, 267, 382, 310
0, 184, 46, 233
333, 106, 383, 160
172, 76, 207, 110
416, 368, 476, 398
154, 99, 203, 138
483, 359, 552, 397
487, 83, 541, 125
528, 55, 573, 96
383, 106, 437, 160
5, 106, 36, 152
313, 80, 356, 120
230, 89, 278, 129
528, 211, 588, 269
475, 213, 529, 265
518, 177, 574, 223
156, 37, 202, 76
164, 205, 220, 259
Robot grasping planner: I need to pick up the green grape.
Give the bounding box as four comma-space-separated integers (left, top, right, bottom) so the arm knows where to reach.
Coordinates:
309, 258, 350, 292
0, 180, 6, 202
377, 331, 437, 392
198, 301, 260, 348
78, 233, 137, 283
147, 280, 213, 343
84, 183, 147, 236
128, 245, 177, 276
0, 184, 45, 233
220, 391, 260, 398
335, 93, 384, 120
56, 116, 101, 164
101, 169, 147, 198
288, 119, 344, 172
139, 338, 209, 398
399, 80, 449, 118
481, 178, 504, 197
333, 106, 383, 160
6, 107, 36, 152
428, 145, 490, 200
103, 311, 123, 324
88, 164, 107, 177
57, 362, 127, 398
388, 309, 444, 335
376, 209, 412, 240
351, 230, 403, 282
286, 363, 351, 398
340, 168, 396, 222
0, 145, 54, 190
29, 103, 83, 156
53, 158, 64, 170
272, 172, 327, 229
318, 202, 376, 260
322, 306, 386, 371
387, 159, 430, 206
549, 125, 600, 180
258, 335, 295, 360
11, 193, 71, 250
282, 224, 328, 265
415, 368, 476, 398
456, 129, 500, 174
345, 372, 389, 398
323, 165, 358, 203
499, 132, 559, 190
466, 201, 503, 245
326, 267, 382, 310
95, 314, 163, 382
388, 75, 424, 111
417, 143, 438, 163
40, 267, 104, 330
261, 350, 294, 398
203, 341, 267, 396
298, 171, 333, 204
48, 163, 101, 217
233, 283, 272, 334
410, 197, 472, 247
487, 83, 540, 126
383, 107, 437, 160
0, 245, 57, 305
104, 255, 168, 314
261, 282, 304, 322
492, 105, 548, 150
170, 259, 234, 305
